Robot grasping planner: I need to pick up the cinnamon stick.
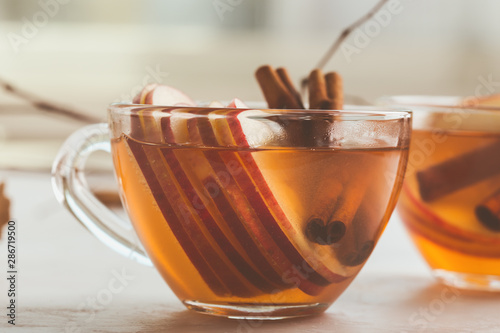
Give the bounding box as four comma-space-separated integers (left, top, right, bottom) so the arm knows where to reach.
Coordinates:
308, 69, 343, 110
475, 189, 500, 232
255, 65, 307, 146
255, 65, 303, 109
308, 69, 329, 109
417, 140, 500, 202
276, 67, 304, 109
325, 72, 343, 110
331, 164, 373, 266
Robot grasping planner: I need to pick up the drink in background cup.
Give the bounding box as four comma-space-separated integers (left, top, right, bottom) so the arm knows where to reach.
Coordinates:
381, 95, 500, 291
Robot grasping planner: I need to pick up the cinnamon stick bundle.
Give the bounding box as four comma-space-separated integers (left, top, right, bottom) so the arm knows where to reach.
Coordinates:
417, 140, 500, 202
255, 66, 344, 147
255, 66, 344, 111
476, 189, 500, 232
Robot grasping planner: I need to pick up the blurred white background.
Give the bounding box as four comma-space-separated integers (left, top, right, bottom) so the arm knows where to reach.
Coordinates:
1, 0, 500, 168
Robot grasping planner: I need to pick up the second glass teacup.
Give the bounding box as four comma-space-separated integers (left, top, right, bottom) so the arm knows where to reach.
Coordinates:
52, 104, 411, 319
381, 95, 500, 291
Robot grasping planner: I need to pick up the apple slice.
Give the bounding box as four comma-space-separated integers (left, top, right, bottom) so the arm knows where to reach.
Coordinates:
208, 101, 224, 107
125, 138, 236, 296
188, 110, 332, 295
222, 109, 360, 277
140, 84, 196, 107
208, 110, 356, 283
126, 115, 255, 297
399, 184, 500, 257
169, 109, 293, 292
133, 83, 159, 104
227, 98, 248, 108
162, 106, 303, 294
156, 145, 278, 294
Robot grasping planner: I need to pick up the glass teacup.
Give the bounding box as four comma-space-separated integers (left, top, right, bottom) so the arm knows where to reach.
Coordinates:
381, 95, 500, 291
52, 104, 411, 319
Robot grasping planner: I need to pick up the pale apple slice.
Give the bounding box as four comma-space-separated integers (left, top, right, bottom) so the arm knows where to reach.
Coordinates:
144, 85, 196, 107
208, 101, 224, 107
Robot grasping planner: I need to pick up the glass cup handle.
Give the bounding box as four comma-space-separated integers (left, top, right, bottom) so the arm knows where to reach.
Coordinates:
52, 123, 152, 266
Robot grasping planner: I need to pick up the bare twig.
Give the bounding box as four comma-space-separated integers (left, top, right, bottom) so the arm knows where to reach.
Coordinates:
301, 0, 390, 92
316, 0, 389, 70
0, 77, 100, 124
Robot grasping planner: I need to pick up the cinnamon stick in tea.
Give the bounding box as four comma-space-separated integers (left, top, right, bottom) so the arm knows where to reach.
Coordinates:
475, 189, 500, 232
332, 163, 374, 267
417, 140, 500, 202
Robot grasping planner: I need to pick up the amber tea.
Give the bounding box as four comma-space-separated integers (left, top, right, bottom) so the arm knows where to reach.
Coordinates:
384, 95, 500, 291
398, 130, 500, 286
113, 134, 406, 308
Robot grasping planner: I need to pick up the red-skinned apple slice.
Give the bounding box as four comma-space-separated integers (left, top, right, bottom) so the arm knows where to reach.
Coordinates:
161, 113, 285, 293
126, 114, 254, 297
168, 109, 292, 292
124, 138, 230, 296
213, 108, 356, 279
227, 98, 248, 108
399, 184, 500, 257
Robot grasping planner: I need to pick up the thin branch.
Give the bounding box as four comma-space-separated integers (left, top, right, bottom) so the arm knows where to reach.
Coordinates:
316, 0, 389, 70
0, 77, 100, 124
301, 0, 389, 91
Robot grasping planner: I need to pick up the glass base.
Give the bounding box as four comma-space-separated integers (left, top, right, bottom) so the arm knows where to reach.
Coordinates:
183, 300, 329, 320
433, 269, 500, 292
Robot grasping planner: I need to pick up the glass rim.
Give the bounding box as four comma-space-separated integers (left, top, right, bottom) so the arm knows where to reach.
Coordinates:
108, 103, 412, 121
378, 95, 500, 113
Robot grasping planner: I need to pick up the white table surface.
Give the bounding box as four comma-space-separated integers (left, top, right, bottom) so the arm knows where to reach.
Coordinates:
1, 170, 499, 333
